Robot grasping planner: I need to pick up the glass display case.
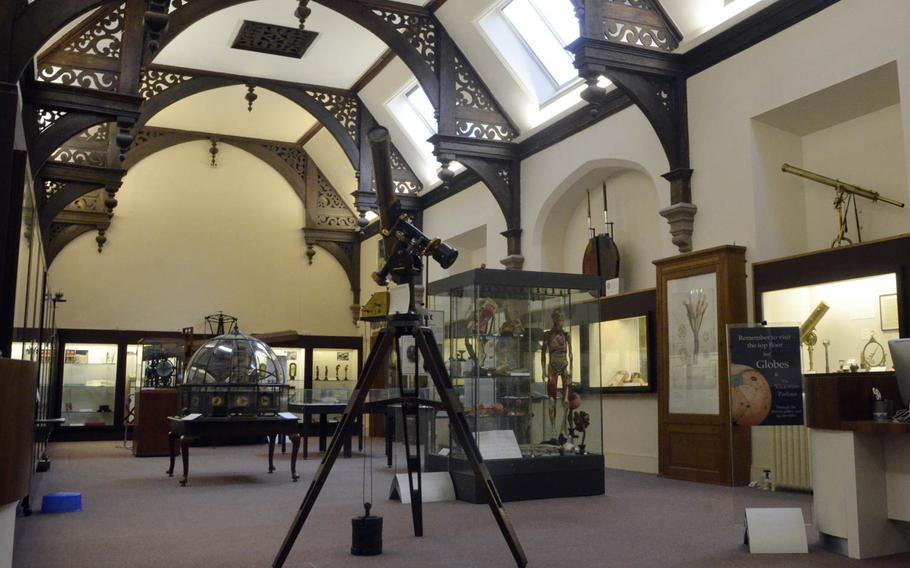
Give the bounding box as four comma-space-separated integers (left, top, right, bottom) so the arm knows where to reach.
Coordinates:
312, 347, 358, 389
272, 347, 306, 396
180, 329, 289, 417
595, 289, 657, 393
761, 273, 899, 374
427, 268, 604, 502
61, 343, 118, 427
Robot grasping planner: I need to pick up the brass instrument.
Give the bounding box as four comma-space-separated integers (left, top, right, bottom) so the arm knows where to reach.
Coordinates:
782, 164, 905, 248
799, 301, 830, 372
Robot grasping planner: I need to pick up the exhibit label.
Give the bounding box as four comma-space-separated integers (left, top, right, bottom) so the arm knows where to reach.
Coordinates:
728, 326, 804, 426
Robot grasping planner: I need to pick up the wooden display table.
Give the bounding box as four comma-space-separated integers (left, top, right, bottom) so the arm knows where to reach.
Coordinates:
167, 415, 300, 486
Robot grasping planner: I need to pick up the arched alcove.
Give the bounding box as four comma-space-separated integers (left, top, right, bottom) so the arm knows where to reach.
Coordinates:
49, 140, 357, 335
534, 159, 670, 291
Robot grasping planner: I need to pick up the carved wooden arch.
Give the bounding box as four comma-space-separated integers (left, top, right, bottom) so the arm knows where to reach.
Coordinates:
30, 112, 113, 173
137, 70, 361, 169
9, 0, 120, 82
39, 162, 124, 233
149, 0, 440, 106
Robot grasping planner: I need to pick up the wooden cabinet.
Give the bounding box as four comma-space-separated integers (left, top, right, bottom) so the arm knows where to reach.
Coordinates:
0, 359, 38, 505
132, 389, 178, 457
654, 246, 750, 485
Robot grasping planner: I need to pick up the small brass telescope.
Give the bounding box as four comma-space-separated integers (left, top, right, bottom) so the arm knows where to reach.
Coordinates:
782, 163, 905, 247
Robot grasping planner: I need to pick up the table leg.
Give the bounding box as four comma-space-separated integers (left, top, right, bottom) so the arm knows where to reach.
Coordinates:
167, 431, 178, 477
268, 434, 276, 473
318, 413, 328, 453
303, 411, 310, 459
179, 435, 192, 486
290, 433, 301, 482
281, 433, 287, 454
386, 411, 394, 468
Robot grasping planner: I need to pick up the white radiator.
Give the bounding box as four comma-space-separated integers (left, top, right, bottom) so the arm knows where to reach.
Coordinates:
771, 425, 812, 492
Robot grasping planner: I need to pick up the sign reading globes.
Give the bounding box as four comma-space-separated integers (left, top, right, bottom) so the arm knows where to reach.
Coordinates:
728, 326, 804, 427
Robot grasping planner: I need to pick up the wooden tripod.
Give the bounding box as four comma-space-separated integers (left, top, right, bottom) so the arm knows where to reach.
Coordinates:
273, 315, 528, 568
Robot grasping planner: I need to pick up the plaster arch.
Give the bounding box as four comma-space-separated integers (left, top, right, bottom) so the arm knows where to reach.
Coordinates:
138, 81, 359, 169
522, 107, 673, 271
531, 158, 662, 267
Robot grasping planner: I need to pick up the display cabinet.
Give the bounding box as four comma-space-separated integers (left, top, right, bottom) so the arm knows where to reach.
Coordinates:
61, 343, 118, 427
655, 245, 750, 486
427, 268, 604, 502
754, 235, 910, 373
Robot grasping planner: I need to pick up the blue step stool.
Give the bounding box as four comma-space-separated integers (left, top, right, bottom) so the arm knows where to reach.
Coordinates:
41, 493, 82, 514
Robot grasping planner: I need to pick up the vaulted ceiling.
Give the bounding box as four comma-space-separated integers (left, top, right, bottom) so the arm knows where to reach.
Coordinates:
22, 0, 786, 270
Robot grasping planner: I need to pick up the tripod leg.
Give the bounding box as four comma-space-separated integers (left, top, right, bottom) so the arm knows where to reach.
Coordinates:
401, 400, 424, 537
273, 330, 393, 568
415, 328, 528, 568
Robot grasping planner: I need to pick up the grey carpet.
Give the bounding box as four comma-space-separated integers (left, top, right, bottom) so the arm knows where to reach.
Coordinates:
13, 441, 910, 567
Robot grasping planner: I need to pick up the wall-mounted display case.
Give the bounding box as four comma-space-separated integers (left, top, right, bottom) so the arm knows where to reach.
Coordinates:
61, 343, 118, 427
596, 289, 657, 394
755, 235, 910, 374
427, 268, 604, 502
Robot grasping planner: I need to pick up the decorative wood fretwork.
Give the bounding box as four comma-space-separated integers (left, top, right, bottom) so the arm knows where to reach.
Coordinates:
36, 108, 68, 134
36, 3, 127, 92
369, 7, 438, 72
63, 3, 125, 58
389, 144, 422, 195
601, 0, 682, 52
232, 20, 318, 59
139, 68, 194, 100
450, 53, 516, 142
303, 89, 360, 145
262, 143, 308, 181
50, 123, 114, 168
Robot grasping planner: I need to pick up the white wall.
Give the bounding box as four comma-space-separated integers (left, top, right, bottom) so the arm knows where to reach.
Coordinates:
422, 181, 507, 273
802, 104, 908, 250
420, 0, 910, 477
49, 141, 358, 336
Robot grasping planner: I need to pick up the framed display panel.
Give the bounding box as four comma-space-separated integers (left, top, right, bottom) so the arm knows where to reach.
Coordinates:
655, 246, 750, 485
61, 343, 119, 427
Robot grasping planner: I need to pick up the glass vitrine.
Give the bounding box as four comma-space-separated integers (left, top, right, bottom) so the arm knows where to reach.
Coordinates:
61, 343, 118, 427
427, 268, 604, 502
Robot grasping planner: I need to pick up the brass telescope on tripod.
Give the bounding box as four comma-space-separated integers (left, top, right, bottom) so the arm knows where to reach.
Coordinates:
781, 163, 905, 247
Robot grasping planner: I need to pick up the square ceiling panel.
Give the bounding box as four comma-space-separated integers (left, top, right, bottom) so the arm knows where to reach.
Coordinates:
232, 20, 318, 59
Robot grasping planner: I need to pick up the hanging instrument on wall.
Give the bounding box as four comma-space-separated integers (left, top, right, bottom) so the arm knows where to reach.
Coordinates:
582, 182, 620, 296
781, 164, 905, 248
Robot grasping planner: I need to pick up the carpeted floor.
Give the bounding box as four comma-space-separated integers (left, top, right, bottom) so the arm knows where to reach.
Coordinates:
13, 441, 910, 567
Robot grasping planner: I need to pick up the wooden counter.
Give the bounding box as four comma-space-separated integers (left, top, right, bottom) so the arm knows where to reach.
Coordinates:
805, 372, 901, 429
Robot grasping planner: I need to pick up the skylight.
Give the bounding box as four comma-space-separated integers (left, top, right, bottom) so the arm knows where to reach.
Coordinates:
501, 0, 579, 89
405, 85, 437, 135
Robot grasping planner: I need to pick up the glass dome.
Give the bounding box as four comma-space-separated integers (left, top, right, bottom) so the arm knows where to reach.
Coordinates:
184, 329, 286, 386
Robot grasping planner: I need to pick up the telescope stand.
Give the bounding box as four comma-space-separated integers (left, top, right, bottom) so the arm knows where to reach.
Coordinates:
273, 314, 528, 568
